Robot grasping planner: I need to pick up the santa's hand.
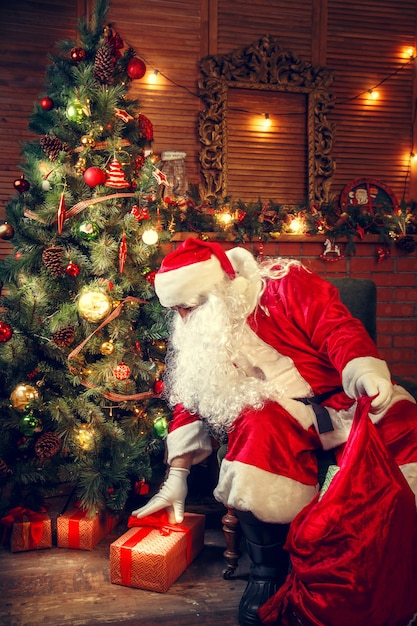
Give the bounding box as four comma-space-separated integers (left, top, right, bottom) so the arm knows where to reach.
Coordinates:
354, 373, 393, 413
342, 356, 393, 415
131, 467, 189, 524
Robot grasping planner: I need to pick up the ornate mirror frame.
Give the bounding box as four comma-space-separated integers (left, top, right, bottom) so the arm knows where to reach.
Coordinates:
198, 35, 335, 206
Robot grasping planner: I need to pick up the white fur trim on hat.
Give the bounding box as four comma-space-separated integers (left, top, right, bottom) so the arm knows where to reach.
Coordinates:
155, 254, 225, 308
226, 247, 263, 313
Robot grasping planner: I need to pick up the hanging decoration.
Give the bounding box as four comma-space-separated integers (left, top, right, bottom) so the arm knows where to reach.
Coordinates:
65, 261, 81, 277
77, 288, 113, 323
10, 383, 40, 411
77, 221, 100, 241
113, 362, 131, 380
83, 166, 106, 187
106, 158, 130, 188
0, 222, 15, 240
57, 191, 66, 234
13, 175, 30, 194
40, 96, 54, 110
119, 233, 127, 273
131, 204, 149, 221
320, 238, 344, 262
70, 47, 86, 63
0, 321, 13, 342
126, 56, 146, 80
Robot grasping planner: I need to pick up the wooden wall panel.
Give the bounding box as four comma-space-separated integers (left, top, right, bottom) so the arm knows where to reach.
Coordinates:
327, 0, 417, 204
0, 0, 82, 258
0, 0, 417, 263
216, 0, 314, 58
106, 0, 205, 185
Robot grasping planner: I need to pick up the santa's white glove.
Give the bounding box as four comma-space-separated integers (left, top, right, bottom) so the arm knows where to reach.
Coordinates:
354, 374, 393, 413
342, 356, 393, 414
131, 467, 189, 524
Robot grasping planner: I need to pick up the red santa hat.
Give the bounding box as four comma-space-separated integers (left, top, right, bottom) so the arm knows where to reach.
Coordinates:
154, 237, 237, 308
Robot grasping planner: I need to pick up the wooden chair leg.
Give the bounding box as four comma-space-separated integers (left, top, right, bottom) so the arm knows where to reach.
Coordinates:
221, 507, 242, 579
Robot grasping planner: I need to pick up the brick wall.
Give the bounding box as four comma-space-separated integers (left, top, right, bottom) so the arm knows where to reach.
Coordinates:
170, 234, 417, 380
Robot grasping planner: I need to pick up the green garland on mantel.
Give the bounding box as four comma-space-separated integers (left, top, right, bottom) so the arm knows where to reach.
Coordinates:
159, 185, 417, 256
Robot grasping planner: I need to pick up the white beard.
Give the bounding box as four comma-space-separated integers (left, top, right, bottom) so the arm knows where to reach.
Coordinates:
163, 280, 283, 439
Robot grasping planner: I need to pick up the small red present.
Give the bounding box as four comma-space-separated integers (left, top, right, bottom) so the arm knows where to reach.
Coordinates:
1, 507, 52, 552
110, 511, 205, 592
57, 507, 119, 550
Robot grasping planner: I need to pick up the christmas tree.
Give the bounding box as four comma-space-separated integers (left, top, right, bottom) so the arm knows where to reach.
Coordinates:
0, 0, 172, 516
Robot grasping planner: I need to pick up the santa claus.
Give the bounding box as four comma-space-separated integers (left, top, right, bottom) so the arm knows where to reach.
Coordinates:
132, 237, 417, 626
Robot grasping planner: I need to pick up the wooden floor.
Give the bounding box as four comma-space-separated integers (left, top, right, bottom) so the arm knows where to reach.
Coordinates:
0, 496, 249, 626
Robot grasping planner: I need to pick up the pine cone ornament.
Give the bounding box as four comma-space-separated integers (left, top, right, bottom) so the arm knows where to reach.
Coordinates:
0, 458, 9, 477
52, 325, 75, 347
40, 135, 70, 161
395, 235, 416, 254
94, 44, 114, 84
42, 246, 65, 276
34, 432, 62, 458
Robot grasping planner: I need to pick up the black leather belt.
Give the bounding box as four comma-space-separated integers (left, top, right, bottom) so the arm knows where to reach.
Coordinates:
295, 387, 343, 434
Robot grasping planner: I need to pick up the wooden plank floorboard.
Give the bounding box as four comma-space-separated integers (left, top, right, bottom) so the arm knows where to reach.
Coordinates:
0, 502, 249, 626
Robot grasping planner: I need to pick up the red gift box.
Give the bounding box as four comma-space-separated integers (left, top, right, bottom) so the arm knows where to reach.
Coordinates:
57, 507, 119, 550
1, 507, 52, 552
110, 512, 205, 592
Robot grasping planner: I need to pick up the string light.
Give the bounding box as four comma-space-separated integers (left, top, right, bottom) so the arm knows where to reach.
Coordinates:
137, 45, 414, 112
262, 112, 272, 130
367, 89, 379, 101
142, 228, 159, 245
147, 69, 160, 84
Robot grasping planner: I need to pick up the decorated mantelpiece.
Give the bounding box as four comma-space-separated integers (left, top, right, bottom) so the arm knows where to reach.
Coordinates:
158, 177, 417, 259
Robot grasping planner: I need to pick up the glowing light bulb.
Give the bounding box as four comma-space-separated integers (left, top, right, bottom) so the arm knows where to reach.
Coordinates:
368, 89, 379, 100
148, 69, 160, 84
262, 113, 272, 130
77, 423, 95, 451
142, 228, 159, 245
288, 217, 304, 233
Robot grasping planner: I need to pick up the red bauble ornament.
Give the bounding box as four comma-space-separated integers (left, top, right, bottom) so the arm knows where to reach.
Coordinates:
145, 270, 156, 286
13, 175, 30, 194
134, 480, 149, 495
127, 57, 146, 80
0, 321, 13, 342
65, 261, 80, 277
40, 96, 54, 111
83, 166, 106, 188
153, 380, 164, 395
70, 47, 86, 63
113, 362, 131, 380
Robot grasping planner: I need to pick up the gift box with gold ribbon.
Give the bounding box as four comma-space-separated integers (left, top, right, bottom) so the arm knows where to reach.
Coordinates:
110, 511, 205, 592
57, 507, 119, 550
1, 507, 52, 552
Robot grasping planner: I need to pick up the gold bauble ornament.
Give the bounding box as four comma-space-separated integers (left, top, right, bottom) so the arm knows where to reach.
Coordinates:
80, 134, 96, 148
77, 289, 112, 323
100, 341, 114, 355
74, 156, 87, 175
10, 383, 40, 411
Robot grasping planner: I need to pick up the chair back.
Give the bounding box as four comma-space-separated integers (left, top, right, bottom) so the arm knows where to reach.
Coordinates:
327, 277, 377, 342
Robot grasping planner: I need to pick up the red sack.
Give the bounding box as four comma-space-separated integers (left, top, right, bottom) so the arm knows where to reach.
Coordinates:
259, 396, 417, 626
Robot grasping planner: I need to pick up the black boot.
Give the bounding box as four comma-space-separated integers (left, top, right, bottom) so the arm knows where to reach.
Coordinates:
236, 510, 290, 626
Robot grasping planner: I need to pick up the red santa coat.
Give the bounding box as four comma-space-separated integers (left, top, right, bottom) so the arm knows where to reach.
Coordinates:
166, 265, 417, 523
